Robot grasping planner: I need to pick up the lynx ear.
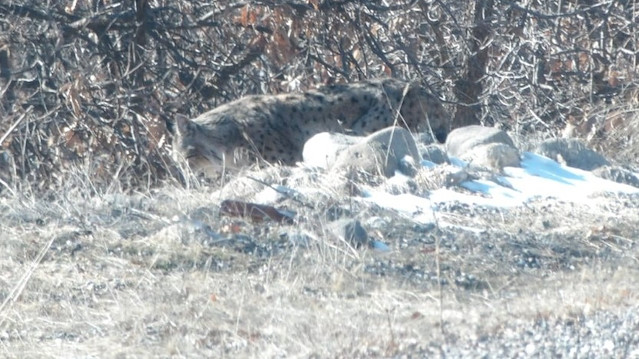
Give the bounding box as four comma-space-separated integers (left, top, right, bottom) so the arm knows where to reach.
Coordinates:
174, 114, 196, 136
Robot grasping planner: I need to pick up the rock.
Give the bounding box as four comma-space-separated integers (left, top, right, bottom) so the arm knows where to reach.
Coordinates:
463, 142, 521, 170
343, 220, 369, 248
592, 166, 639, 188
535, 138, 609, 171
413, 131, 437, 146
332, 127, 422, 177
445, 125, 516, 158
421, 145, 449, 165
398, 155, 420, 177
328, 219, 369, 248
303, 132, 362, 169
444, 126, 520, 170
328, 219, 390, 251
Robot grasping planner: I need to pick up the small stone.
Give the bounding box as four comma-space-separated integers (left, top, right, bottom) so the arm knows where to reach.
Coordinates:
343, 219, 369, 248
303, 132, 362, 169
328, 219, 372, 249
445, 125, 516, 158
592, 165, 639, 188
332, 126, 422, 177
421, 144, 449, 165
535, 138, 609, 170
398, 155, 419, 176
463, 142, 521, 170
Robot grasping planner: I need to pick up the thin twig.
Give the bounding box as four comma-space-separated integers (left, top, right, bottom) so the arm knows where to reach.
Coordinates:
0, 108, 30, 146
0, 234, 56, 330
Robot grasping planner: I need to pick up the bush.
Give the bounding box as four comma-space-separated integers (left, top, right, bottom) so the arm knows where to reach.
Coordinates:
0, 0, 637, 192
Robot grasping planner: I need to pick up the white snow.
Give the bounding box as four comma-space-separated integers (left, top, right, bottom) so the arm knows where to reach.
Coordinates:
364, 152, 639, 223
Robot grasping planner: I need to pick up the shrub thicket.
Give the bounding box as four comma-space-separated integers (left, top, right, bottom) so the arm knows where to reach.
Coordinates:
0, 0, 636, 191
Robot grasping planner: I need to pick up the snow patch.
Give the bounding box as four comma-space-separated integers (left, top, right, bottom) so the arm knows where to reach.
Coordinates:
365, 152, 639, 224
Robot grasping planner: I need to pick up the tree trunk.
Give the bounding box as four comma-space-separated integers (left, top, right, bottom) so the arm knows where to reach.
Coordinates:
453, 0, 494, 128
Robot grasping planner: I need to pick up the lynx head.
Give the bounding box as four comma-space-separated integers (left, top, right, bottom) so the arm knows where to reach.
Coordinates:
401, 81, 449, 142
172, 114, 244, 174
376, 78, 449, 142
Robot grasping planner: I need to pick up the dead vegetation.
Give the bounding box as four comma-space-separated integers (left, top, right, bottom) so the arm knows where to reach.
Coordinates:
0, 0, 637, 191
1, 170, 638, 357
1, 1, 639, 357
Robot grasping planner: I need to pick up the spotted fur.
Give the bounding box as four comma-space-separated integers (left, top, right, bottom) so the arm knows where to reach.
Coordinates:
173, 78, 448, 173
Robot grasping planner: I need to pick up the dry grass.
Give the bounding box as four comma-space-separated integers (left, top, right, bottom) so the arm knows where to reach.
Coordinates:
1, 161, 638, 358
2, 1, 639, 355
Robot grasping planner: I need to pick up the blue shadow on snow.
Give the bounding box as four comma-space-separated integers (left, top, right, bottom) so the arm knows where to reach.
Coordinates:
520, 152, 585, 185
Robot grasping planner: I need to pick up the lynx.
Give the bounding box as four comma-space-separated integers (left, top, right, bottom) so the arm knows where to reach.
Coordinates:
173, 78, 448, 174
